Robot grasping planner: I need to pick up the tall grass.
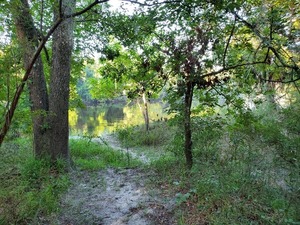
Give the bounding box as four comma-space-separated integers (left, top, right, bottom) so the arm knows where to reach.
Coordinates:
116, 121, 174, 147
69, 138, 141, 170
0, 136, 142, 224
115, 121, 177, 162
0, 138, 69, 225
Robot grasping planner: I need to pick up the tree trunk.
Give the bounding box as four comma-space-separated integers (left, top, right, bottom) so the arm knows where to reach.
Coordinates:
27, 55, 50, 157
142, 92, 150, 131
49, 0, 75, 161
184, 80, 194, 169
137, 92, 150, 131
0, 0, 103, 154
14, 0, 50, 157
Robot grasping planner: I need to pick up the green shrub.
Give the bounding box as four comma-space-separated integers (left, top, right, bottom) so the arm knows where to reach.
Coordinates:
165, 130, 185, 157
154, 102, 300, 224
192, 116, 224, 162
116, 121, 174, 147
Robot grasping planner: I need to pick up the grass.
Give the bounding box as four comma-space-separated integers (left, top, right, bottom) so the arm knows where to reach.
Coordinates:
69, 138, 141, 170
0, 134, 141, 224
115, 121, 176, 162
116, 121, 174, 147
115, 103, 300, 225
0, 138, 70, 225
149, 148, 299, 224
1, 100, 299, 224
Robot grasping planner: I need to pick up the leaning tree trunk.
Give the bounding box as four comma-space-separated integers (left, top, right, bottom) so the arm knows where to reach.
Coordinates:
14, 0, 50, 157
49, 0, 75, 161
184, 80, 194, 170
0, 0, 106, 150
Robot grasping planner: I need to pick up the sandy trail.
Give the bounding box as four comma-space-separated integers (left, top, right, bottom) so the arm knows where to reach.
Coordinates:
96, 133, 151, 164
50, 134, 175, 225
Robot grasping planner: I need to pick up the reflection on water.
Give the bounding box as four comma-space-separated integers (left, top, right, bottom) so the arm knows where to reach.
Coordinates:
69, 101, 169, 136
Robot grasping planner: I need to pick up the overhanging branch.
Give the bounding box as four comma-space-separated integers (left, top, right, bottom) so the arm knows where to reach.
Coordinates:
223, 17, 236, 68
0, 18, 62, 145
0, 0, 109, 146
66, 0, 109, 18
232, 11, 300, 74
120, 0, 182, 7
202, 61, 266, 78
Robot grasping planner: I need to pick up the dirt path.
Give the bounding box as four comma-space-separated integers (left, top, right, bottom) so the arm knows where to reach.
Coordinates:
51, 134, 176, 225
97, 133, 151, 164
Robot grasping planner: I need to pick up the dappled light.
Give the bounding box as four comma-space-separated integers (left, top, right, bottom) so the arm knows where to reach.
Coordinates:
1, 0, 299, 224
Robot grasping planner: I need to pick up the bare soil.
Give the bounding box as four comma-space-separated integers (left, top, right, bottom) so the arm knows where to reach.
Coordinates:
49, 134, 176, 225
98, 133, 151, 164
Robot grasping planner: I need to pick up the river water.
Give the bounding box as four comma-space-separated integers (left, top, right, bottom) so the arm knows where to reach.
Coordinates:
69, 101, 169, 137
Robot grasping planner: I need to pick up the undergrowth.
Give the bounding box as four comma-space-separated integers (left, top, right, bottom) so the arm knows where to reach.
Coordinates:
115, 121, 176, 162
69, 138, 141, 170
0, 136, 142, 224
119, 102, 300, 224
116, 121, 174, 147
0, 138, 69, 225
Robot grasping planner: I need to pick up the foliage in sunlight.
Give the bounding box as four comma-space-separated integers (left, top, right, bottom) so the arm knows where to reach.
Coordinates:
1, 0, 299, 224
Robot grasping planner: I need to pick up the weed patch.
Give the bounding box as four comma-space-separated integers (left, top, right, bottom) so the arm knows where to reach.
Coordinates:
116, 121, 174, 147
70, 139, 141, 170
0, 138, 70, 225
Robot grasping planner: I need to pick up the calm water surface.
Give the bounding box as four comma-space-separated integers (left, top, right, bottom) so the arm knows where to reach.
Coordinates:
69, 101, 169, 136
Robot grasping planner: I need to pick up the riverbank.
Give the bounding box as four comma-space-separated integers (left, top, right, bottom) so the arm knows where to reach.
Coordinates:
1, 117, 299, 224
45, 132, 177, 225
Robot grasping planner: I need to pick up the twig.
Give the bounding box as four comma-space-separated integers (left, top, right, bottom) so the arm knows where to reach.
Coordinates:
223, 17, 236, 68
202, 61, 266, 78
121, 0, 182, 7
98, 135, 109, 146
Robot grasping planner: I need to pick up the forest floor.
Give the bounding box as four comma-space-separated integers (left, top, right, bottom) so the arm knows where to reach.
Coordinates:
49, 134, 176, 225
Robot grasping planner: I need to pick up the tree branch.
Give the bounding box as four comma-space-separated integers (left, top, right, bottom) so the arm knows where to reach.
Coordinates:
66, 0, 109, 18
223, 17, 236, 68
59, 0, 63, 17
0, 18, 62, 145
263, 47, 270, 63
0, 0, 109, 145
202, 61, 266, 78
232, 11, 264, 40
232, 11, 300, 75
269, 46, 299, 71
76, 19, 100, 23
211, 86, 240, 109
120, 0, 182, 7
261, 77, 300, 84
293, 81, 300, 94
40, 0, 44, 32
